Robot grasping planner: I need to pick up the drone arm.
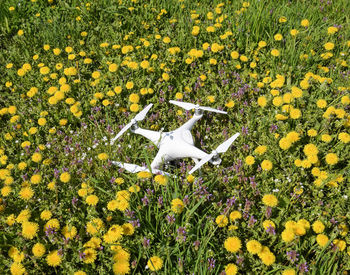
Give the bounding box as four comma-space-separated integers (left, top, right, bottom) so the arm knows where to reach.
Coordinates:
178, 112, 203, 131
132, 127, 162, 147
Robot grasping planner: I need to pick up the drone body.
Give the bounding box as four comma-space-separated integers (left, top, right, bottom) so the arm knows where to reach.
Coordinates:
111, 101, 240, 175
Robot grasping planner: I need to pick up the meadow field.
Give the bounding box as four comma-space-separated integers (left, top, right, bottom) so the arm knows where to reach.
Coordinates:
0, 0, 349, 274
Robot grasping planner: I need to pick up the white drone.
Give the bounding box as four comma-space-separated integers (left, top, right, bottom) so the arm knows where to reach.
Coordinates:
110, 100, 240, 176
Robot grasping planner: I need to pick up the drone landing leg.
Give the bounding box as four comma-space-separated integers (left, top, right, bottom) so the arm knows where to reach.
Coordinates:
150, 153, 167, 170
132, 128, 162, 147
192, 158, 199, 165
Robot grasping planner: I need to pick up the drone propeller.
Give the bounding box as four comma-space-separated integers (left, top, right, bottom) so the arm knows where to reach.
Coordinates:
110, 104, 153, 145
188, 132, 240, 174
112, 161, 145, 173
169, 100, 227, 114
112, 161, 173, 177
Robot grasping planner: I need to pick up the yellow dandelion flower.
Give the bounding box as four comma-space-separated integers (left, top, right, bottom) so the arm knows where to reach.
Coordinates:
137, 171, 152, 179
83, 248, 97, 264
259, 251, 275, 265
154, 174, 168, 186
224, 236, 242, 253
62, 225, 77, 239
312, 220, 325, 234
257, 96, 267, 107
32, 243, 46, 257
19, 187, 34, 200
22, 221, 38, 239
10, 262, 26, 275
225, 263, 238, 275
301, 19, 309, 27
261, 160, 273, 171
338, 132, 350, 143
122, 223, 135, 235
325, 153, 338, 165
229, 211, 242, 221
148, 256, 163, 271
246, 240, 262, 254
60, 172, 71, 183
316, 234, 329, 247
270, 49, 280, 57
333, 239, 346, 251
282, 229, 295, 242
303, 144, 318, 156
215, 215, 228, 227
30, 174, 41, 184
112, 261, 130, 274
171, 198, 185, 214
97, 153, 109, 160
245, 155, 255, 165
263, 220, 275, 230
86, 195, 99, 206
262, 194, 278, 207
44, 218, 60, 231
46, 250, 62, 267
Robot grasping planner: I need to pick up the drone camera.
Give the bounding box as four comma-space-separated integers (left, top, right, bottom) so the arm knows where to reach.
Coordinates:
195, 109, 204, 116
211, 154, 222, 165
130, 122, 139, 132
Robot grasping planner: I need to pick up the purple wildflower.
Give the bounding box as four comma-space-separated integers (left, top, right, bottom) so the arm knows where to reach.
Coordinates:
286, 250, 299, 263
208, 258, 216, 271
142, 237, 150, 248
248, 215, 257, 227
298, 262, 309, 273
166, 214, 175, 224
193, 240, 200, 250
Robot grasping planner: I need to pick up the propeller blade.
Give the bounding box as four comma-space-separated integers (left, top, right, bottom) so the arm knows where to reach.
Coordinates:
216, 133, 240, 153
112, 161, 145, 173
170, 100, 227, 114
189, 152, 215, 174
169, 100, 196, 110
189, 133, 240, 174
135, 103, 153, 121
199, 106, 227, 114
111, 104, 153, 144
110, 121, 133, 144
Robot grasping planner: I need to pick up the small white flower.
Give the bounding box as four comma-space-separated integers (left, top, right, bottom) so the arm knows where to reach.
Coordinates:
272, 189, 279, 192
